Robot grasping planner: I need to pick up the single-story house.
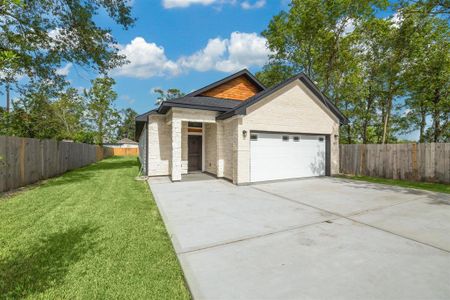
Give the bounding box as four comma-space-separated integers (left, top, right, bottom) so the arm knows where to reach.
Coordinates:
136, 69, 348, 184
103, 138, 139, 148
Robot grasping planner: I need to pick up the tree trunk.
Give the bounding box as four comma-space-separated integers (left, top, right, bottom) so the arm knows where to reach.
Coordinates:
362, 86, 374, 144
419, 107, 426, 143
432, 88, 441, 142
382, 93, 393, 144
6, 83, 10, 113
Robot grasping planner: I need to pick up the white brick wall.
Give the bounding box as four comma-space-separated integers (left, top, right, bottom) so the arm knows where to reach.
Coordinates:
204, 123, 217, 174
235, 80, 341, 184
182, 122, 188, 175
171, 118, 182, 181
147, 115, 171, 176
222, 118, 238, 182
145, 86, 340, 184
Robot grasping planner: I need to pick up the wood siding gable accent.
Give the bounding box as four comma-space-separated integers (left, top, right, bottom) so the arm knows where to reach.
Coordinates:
200, 75, 260, 101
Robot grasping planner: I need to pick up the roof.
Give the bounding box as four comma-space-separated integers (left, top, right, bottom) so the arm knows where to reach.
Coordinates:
135, 70, 348, 139
158, 96, 242, 114
117, 138, 138, 144
216, 73, 349, 125
185, 69, 265, 97
135, 109, 157, 140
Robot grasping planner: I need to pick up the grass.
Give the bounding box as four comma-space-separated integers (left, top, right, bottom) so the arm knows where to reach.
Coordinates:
338, 174, 450, 194
0, 157, 190, 299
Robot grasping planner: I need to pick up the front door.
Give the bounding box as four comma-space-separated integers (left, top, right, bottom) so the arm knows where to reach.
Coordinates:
188, 135, 202, 171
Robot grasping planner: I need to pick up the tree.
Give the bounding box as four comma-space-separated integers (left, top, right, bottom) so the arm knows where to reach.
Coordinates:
258, 0, 450, 144
400, 4, 450, 142
52, 87, 86, 141
4, 82, 62, 139
117, 108, 138, 140
0, 0, 134, 90
154, 88, 185, 105
84, 77, 120, 145
260, 0, 388, 143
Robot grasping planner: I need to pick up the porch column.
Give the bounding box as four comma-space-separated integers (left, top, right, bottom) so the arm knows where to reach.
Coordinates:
216, 122, 224, 177
171, 118, 182, 181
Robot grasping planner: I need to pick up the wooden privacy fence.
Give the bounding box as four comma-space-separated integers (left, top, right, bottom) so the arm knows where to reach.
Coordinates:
340, 143, 450, 183
0, 136, 139, 193
103, 147, 139, 157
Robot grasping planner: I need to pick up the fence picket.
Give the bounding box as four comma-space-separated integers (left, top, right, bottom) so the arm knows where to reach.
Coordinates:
0, 136, 139, 193
340, 143, 450, 183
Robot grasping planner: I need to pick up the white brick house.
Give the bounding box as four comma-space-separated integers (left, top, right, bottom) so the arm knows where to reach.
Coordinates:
136, 69, 348, 184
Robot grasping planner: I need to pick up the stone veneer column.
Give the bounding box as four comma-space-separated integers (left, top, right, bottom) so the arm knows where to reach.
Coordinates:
216, 122, 224, 177
171, 118, 182, 181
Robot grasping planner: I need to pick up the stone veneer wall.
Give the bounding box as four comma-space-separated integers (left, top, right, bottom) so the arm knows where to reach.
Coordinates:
204, 123, 217, 174
235, 80, 340, 184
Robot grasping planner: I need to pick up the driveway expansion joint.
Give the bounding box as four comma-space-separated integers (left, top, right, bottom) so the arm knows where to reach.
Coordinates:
178, 216, 341, 255
252, 186, 450, 254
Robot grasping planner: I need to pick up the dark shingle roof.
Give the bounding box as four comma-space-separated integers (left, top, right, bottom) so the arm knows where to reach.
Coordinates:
135, 70, 348, 139
158, 96, 242, 114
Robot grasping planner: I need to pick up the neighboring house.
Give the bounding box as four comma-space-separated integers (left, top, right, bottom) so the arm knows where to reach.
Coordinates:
136, 69, 348, 184
104, 138, 139, 148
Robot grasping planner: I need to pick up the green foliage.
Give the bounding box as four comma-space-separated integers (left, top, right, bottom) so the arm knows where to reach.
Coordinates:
154, 88, 185, 105
0, 77, 131, 145
117, 108, 138, 140
259, 0, 449, 143
255, 63, 295, 88
0, 0, 134, 88
84, 77, 120, 145
52, 88, 86, 141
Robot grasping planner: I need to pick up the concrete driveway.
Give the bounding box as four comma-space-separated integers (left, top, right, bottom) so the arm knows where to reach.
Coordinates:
148, 175, 450, 300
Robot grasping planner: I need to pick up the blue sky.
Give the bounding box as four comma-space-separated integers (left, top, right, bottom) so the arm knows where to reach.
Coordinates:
54, 0, 417, 140
64, 0, 291, 115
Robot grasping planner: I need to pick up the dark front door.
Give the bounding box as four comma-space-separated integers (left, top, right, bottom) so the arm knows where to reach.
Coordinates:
188, 135, 202, 171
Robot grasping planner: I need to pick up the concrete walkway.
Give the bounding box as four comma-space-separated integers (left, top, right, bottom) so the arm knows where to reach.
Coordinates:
148, 175, 450, 300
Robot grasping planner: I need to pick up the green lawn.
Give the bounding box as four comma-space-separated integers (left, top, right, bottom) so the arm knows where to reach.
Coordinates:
0, 157, 190, 299
338, 175, 450, 194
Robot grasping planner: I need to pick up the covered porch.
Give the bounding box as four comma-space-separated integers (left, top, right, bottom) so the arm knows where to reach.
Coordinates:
168, 108, 226, 182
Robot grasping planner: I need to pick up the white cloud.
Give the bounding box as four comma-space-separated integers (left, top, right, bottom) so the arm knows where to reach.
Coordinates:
241, 0, 265, 9
113, 37, 180, 79
178, 38, 227, 71
179, 32, 272, 73
114, 32, 272, 78
56, 63, 73, 76
120, 95, 135, 104
162, 0, 265, 9
217, 32, 272, 72
162, 0, 216, 8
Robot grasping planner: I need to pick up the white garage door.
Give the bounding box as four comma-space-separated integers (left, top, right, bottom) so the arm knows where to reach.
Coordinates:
250, 132, 326, 182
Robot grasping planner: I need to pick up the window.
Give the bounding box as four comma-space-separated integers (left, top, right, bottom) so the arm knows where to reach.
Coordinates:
319, 137, 324, 142
188, 122, 202, 128
282, 136, 289, 141
250, 134, 258, 141
293, 136, 300, 142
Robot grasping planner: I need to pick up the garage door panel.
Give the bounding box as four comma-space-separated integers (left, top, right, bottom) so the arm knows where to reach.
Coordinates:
250, 132, 326, 182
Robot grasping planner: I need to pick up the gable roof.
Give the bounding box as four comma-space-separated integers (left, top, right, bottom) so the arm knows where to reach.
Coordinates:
185, 69, 266, 98
216, 73, 349, 125
135, 71, 348, 139
117, 138, 138, 144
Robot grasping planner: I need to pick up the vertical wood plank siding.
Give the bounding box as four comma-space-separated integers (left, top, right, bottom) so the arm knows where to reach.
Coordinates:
340, 143, 450, 183
200, 76, 260, 100
0, 136, 140, 193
